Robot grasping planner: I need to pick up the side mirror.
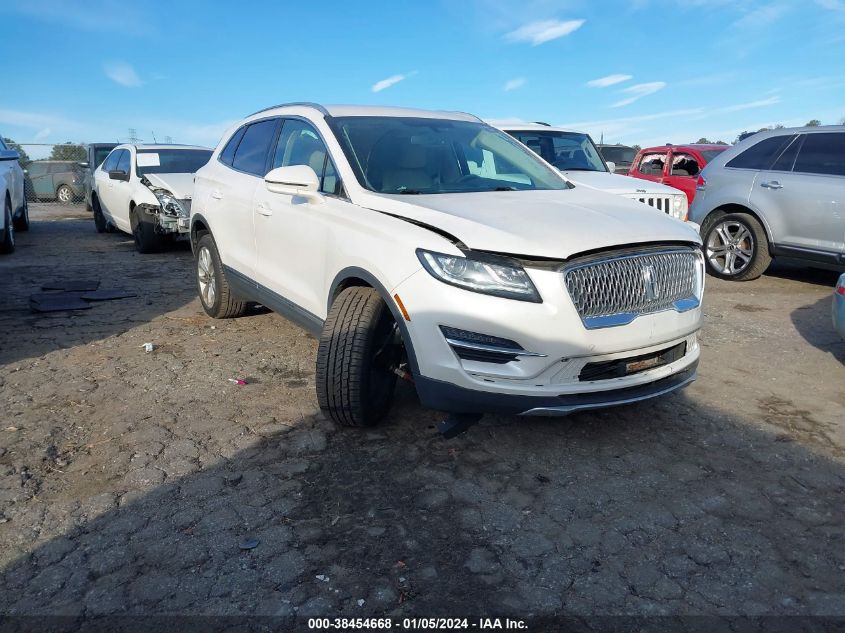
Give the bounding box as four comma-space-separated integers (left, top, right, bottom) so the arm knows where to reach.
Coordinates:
605, 161, 616, 173
109, 169, 129, 181
264, 165, 321, 201
0, 149, 20, 162
78, 161, 89, 169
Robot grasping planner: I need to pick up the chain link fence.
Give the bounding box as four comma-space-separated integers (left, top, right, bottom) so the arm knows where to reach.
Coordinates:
3, 142, 94, 207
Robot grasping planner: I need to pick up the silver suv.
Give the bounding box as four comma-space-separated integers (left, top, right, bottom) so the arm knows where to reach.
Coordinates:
689, 126, 845, 281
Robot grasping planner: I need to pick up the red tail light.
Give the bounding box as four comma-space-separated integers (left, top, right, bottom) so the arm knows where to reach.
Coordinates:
695, 175, 706, 190
837, 285, 845, 296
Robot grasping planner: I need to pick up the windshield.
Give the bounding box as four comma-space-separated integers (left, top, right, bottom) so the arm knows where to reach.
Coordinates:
135, 149, 212, 176
701, 149, 727, 163
327, 117, 568, 194
598, 146, 636, 164
508, 130, 607, 172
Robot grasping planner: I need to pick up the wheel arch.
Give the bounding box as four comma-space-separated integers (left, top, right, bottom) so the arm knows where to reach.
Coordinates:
703, 203, 774, 251
190, 213, 211, 253
328, 266, 421, 378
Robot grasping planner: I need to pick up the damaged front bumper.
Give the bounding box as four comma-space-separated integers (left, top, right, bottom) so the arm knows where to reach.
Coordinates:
139, 177, 192, 236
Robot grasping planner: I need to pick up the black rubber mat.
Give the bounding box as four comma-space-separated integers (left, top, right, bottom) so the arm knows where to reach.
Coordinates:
41, 280, 101, 292
30, 295, 92, 312
81, 289, 137, 301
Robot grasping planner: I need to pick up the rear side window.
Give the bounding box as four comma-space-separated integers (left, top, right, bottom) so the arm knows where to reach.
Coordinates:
102, 151, 121, 172
638, 153, 666, 176
232, 119, 278, 176
219, 126, 247, 166
726, 135, 795, 170
793, 133, 845, 177
28, 163, 47, 176
670, 153, 700, 177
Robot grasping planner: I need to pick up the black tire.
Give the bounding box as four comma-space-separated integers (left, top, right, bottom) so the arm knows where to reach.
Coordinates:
702, 212, 771, 281
56, 184, 73, 204
13, 197, 30, 232
316, 287, 401, 427
130, 207, 166, 254
0, 198, 15, 255
92, 196, 107, 233
195, 233, 247, 319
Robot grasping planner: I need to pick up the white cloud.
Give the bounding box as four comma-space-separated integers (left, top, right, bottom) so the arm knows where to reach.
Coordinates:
611, 81, 666, 107
372, 74, 409, 93
34, 127, 51, 141
503, 78, 527, 91
732, 3, 789, 29
717, 96, 781, 113
1, 0, 154, 35
103, 62, 142, 87
504, 19, 585, 45
586, 74, 632, 88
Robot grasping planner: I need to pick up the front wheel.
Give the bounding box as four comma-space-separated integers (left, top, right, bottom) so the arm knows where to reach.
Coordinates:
316, 287, 402, 427
56, 184, 73, 204
195, 233, 247, 319
702, 212, 771, 281
130, 208, 166, 253
13, 197, 30, 232
93, 197, 107, 233
0, 198, 15, 254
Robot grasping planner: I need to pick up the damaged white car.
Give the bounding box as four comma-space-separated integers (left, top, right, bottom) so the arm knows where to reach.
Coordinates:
91, 144, 212, 252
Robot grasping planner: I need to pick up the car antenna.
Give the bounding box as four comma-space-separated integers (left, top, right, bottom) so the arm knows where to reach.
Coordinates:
151, 131, 157, 143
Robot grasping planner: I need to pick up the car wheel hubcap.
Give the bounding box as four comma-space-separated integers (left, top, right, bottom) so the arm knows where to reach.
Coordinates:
197, 247, 216, 307
59, 187, 70, 202
706, 220, 754, 275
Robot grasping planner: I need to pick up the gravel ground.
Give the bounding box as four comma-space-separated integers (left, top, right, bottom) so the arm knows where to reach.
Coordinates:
0, 204, 843, 623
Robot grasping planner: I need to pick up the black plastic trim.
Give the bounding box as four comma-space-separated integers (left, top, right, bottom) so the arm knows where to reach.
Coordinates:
771, 244, 844, 266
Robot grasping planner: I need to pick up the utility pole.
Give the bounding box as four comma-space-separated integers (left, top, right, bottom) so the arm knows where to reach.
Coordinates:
164, 136, 173, 144
128, 128, 139, 143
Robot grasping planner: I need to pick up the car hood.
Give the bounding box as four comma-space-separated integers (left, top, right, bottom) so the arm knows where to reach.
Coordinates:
356, 188, 700, 259
561, 170, 683, 196
143, 173, 194, 199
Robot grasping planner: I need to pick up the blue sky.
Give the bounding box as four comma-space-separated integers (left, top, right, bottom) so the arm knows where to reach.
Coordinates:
1, 0, 844, 155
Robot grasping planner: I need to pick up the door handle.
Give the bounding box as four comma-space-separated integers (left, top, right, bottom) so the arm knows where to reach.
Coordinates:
256, 203, 272, 217
210, 190, 223, 200
761, 181, 783, 189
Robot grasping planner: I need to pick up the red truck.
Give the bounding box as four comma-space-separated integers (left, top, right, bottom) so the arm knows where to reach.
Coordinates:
628, 144, 728, 204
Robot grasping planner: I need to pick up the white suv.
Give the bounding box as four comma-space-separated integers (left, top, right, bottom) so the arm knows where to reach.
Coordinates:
191, 103, 705, 432
495, 123, 689, 221
92, 144, 212, 252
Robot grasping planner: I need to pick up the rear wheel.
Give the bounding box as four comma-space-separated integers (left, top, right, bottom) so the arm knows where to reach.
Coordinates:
702, 212, 771, 281
92, 197, 107, 233
195, 233, 247, 318
13, 197, 29, 232
56, 184, 72, 204
130, 207, 166, 253
316, 287, 402, 427
0, 198, 15, 254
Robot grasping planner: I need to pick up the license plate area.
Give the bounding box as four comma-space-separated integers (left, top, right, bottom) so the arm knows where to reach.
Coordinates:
578, 342, 687, 382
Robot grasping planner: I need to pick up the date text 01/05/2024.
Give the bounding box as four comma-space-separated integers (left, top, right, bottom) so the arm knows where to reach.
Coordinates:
307, 617, 528, 630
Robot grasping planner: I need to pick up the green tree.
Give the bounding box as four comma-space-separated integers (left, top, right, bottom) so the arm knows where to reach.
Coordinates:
3, 137, 31, 169
631, 144, 641, 152
805, 119, 821, 127
696, 137, 712, 144
49, 142, 86, 162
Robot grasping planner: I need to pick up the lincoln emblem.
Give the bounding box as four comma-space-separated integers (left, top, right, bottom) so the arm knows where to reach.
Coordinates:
642, 265, 660, 300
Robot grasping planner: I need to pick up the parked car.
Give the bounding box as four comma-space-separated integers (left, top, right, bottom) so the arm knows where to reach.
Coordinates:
24, 161, 85, 203
597, 143, 637, 174
690, 126, 845, 281
496, 123, 689, 221
82, 143, 118, 212
629, 144, 729, 205
0, 136, 29, 254
834, 273, 845, 339
191, 103, 705, 431
92, 144, 212, 252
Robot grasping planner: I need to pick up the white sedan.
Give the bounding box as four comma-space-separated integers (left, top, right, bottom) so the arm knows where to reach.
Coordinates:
0, 137, 29, 254
92, 144, 211, 252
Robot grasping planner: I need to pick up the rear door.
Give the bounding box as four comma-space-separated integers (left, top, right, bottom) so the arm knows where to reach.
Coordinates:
29, 163, 52, 198
755, 132, 845, 258
633, 151, 668, 185
665, 150, 701, 203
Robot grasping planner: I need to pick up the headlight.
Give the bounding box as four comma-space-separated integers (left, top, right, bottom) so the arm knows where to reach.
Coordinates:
152, 188, 187, 217
417, 249, 542, 302
671, 194, 688, 221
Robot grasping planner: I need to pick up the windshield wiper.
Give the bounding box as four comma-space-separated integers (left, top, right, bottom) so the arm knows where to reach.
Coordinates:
562, 167, 601, 172
492, 186, 517, 191
396, 189, 423, 195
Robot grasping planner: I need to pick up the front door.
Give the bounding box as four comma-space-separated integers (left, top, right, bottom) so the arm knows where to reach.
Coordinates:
97, 149, 128, 228
633, 151, 668, 185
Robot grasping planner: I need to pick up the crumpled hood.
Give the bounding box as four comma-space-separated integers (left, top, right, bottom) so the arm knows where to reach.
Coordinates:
561, 170, 683, 196
143, 173, 194, 199
356, 188, 700, 259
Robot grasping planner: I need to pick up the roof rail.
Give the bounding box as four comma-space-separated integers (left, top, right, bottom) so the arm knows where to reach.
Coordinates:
247, 102, 330, 117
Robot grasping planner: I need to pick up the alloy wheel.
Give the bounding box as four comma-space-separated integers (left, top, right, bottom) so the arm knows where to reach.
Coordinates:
197, 246, 217, 308
706, 220, 755, 276
57, 186, 71, 203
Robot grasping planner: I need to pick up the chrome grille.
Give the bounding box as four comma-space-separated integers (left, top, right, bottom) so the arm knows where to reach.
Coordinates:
563, 248, 702, 329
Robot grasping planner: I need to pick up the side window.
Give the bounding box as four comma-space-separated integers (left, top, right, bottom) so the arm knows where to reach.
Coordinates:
273, 120, 341, 195
116, 150, 131, 175
638, 153, 666, 176
726, 135, 796, 170
770, 136, 802, 172
102, 150, 122, 172
232, 119, 279, 176
793, 133, 845, 177
670, 153, 700, 177
219, 126, 247, 166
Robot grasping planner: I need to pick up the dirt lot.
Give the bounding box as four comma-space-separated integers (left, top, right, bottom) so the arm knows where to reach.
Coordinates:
1, 204, 843, 623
